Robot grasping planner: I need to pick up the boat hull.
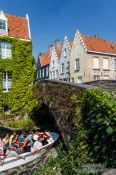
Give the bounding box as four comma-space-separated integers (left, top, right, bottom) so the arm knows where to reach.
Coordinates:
0, 132, 59, 174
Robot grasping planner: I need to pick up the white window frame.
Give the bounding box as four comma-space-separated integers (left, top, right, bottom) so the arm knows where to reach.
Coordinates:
55, 70, 58, 79
71, 77, 74, 82
42, 69, 44, 77
61, 63, 64, 74
93, 75, 100, 81
52, 71, 55, 79
67, 61, 70, 72
52, 60, 54, 68
40, 70, 41, 78
77, 76, 83, 84
0, 42, 12, 59
103, 75, 109, 80
46, 66, 49, 77
93, 57, 100, 69
64, 48, 66, 57
103, 58, 109, 70
2, 72, 12, 92
0, 19, 6, 31
75, 58, 80, 71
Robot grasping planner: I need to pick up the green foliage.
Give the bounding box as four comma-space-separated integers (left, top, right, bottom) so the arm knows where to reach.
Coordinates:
34, 87, 115, 174
83, 88, 116, 167
4, 118, 34, 129
0, 36, 38, 116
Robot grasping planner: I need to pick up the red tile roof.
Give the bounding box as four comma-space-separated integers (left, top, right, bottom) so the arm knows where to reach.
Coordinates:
5, 13, 29, 40
39, 51, 51, 67
81, 35, 116, 54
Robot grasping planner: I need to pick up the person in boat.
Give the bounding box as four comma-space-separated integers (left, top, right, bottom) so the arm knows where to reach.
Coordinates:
9, 131, 18, 147
23, 140, 32, 153
6, 145, 25, 159
32, 131, 39, 142
0, 147, 5, 165
31, 137, 43, 153
0, 138, 4, 148
2, 134, 9, 154
18, 131, 27, 143
38, 130, 52, 144
26, 131, 34, 145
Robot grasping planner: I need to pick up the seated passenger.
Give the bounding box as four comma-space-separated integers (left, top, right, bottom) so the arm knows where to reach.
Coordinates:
0, 147, 5, 165
18, 131, 26, 143
6, 145, 25, 159
31, 137, 42, 153
32, 131, 39, 142
38, 131, 52, 144
23, 140, 32, 153
9, 131, 17, 147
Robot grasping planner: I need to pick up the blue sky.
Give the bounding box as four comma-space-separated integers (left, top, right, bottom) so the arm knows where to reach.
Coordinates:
0, 0, 116, 59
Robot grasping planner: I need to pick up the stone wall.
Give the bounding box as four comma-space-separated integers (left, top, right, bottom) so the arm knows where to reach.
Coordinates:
33, 80, 115, 143
33, 80, 92, 142
84, 80, 116, 91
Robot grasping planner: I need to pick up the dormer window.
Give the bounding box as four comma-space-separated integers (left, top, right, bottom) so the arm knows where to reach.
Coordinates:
0, 19, 6, 30
0, 11, 8, 36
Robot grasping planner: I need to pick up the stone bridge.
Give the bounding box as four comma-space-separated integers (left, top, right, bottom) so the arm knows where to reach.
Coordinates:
33, 80, 116, 142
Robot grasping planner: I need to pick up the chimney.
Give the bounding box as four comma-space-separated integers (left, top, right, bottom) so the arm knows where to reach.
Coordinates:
39, 53, 43, 56
94, 34, 100, 39
48, 45, 53, 55
54, 39, 62, 50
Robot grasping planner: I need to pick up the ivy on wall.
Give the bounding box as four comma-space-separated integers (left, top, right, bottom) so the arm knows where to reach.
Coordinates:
0, 36, 38, 116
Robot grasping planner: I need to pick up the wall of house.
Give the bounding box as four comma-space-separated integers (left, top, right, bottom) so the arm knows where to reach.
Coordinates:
86, 53, 116, 81
49, 48, 59, 79
70, 31, 87, 83
59, 36, 71, 81
0, 36, 35, 116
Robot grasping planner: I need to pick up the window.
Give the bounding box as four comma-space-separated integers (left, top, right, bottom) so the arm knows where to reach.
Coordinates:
46, 67, 49, 77
67, 61, 70, 72
0, 20, 6, 30
103, 75, 109, 80
52, 60, 54, 68
71, 77, 74, 82
52, 71, 55, 79
42, 69, 44, 77
75, 58, 80, 71
93, 57, 99, 69
115, 59, 116, 71
77, 76, 83, 84
64, 48, 66, 57
61, 63, 64, 74
2, 72, 12, 92
0, 42, 12, 58
55, 70, 58, 79
40, 70, 41, 78
93, 75, 100, 81
103, 58, 109, 70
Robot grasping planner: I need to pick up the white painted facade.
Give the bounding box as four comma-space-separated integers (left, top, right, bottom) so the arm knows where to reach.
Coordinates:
49, 47, 60, 79
59, 36, 72, 81
0, 11, 8, 36
70, 30, 87, 83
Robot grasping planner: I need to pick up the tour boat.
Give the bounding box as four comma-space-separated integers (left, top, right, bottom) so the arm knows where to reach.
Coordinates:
0, 132, 59, 173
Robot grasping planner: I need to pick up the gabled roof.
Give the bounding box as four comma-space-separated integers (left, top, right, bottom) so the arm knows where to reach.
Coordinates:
5, 12, 30, 40
39, 51, 51, 67
81, 34, 116, 55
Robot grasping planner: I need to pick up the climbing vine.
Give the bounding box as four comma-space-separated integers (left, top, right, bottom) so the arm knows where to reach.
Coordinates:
0, 36, 38, 117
